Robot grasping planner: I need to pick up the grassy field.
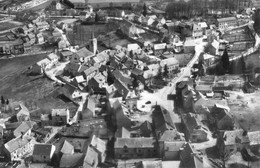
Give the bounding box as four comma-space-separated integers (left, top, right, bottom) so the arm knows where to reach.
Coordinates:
0, 54, 47, 79
0, 21, 20, 31
0, 54, 77, 116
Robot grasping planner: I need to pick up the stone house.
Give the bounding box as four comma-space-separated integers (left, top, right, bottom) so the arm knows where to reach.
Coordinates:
32, 144, 56, 163
114, 138, 157, 159
51, 108, 70, 126
182, 113, 208, 143
4, 137, 34, 161
216, 129, 250, 155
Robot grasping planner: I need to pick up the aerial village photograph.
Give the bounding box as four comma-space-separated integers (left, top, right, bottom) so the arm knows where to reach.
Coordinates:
1, 0, 260, 167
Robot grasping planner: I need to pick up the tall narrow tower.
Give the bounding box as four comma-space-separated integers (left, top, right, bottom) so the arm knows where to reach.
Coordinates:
91, 32, 97, 55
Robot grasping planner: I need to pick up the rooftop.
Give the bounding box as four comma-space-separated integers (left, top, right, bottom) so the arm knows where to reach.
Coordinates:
51, 109, 69, 116
33, 144, 55, 156
115, 138, 155, 148
223, 129, 250, 145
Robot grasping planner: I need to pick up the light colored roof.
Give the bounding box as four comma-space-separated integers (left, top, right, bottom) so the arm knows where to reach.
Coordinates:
36, 58, 51, 66
198, 22, 207, 28
127, 43, 140, 51
160, 57, 179, 66
75, 75, 86, 83
215, 103, 230, 112
87, 96, 96, 112
162, 161, 181, 168
248, 131, 260, 146
51, 109, 69, 117
163, 141, 185, 151
223, 129, 249, 145
83, 146, 98, 167
114, 138, 155, 148
14, 121, 33, 137
154, 43, 166, 50
87, 0, 140, 4
61, 140, 74, 154
5, 137, 32, 153
89, 134, 107, 154
116, 127, 131, 138
76, 47, 94, 58
47, 53, 59, 60
69, 0, 85, 3
217, 17, 237, 23
17, 104, 30, 118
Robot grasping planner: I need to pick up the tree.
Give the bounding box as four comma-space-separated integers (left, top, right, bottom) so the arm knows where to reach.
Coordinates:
6, 99, 9, 105
163, 64, 169, 78
240, 56, 246, 74
253, 9, 260, 35
95, 13, 99, 23
221, 49, 230, 73
143, 3, 147, 16
156, 66, 163, 79
1, 96, 4, 105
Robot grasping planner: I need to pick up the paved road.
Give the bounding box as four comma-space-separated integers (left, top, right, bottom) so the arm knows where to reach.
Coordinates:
157, 41, 207, 112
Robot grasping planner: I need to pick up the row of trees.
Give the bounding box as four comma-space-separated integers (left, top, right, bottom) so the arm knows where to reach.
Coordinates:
165, 0, 246, 19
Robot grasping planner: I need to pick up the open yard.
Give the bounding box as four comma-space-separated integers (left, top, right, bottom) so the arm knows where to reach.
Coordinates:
0, 54, 77, 118
227, 90, 260, 131
0, 53, 47, 79
0, 20, 23, 31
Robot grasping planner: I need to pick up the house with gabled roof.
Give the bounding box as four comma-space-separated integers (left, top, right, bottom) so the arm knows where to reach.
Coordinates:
60, 153, 85, 168
64, 62, 82, 77
211, 104, 234, 130
139, 121, 153, 137
71, 47, 94, 63
180, 143, 204, 168
88, 73, 107, 92
51, 108, 70, 126
82, 66, 99, 83
113, 100, 132, 130
13, 121, 35, 138
61, 140, 74, 155
72, 75, 87, 90
60, 50, 74, 62
88, 134, 107, 163
160, 141, 186, 161
114, 137, 158, 159
216, 129, 250, 155
47, 53, 59, 65
182, 113, 209, 143
4, 137, 35, 161
32, 144, 55, 163
115, 127, 131, 138
248, 131, 260, 153
60, 83, 82, 100
83, 145, 99, 168
152, 105, 182, 141
16, 104, 30, 122
81, 96, 97, 119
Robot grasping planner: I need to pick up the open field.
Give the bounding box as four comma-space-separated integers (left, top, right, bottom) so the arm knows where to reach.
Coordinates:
0, 21, 19, 31
0, 53, 47, 79
0, 54, 77, 118
227, 90, 260, 131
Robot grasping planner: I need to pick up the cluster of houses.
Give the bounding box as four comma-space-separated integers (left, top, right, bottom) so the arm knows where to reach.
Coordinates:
174, 74, 260, 161
0, 18, 50, 55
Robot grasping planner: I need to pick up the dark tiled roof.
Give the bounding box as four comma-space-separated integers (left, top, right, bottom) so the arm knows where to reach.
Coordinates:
114, 138, 155, 148
76, 47, 94, 58
33, 144, 53, 156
